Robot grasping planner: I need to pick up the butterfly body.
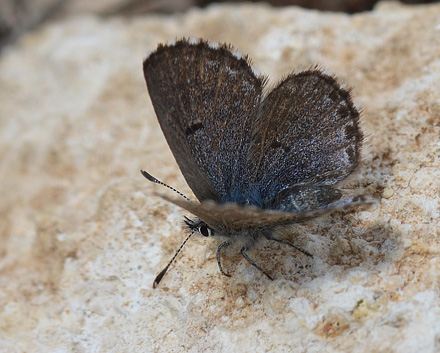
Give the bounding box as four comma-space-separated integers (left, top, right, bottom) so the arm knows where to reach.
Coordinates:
142, 39, 374, 286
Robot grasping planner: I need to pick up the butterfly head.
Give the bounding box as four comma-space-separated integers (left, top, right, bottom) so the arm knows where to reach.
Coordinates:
184, 217, 214, 237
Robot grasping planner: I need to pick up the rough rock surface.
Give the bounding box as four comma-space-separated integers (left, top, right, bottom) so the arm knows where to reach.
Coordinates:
1, 2, 439, 352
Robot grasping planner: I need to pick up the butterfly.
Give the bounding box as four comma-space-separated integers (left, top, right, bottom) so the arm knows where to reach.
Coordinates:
142, 38, 374, 288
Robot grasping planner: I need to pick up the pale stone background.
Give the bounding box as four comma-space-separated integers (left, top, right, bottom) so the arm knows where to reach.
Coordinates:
1, 2, 439, 352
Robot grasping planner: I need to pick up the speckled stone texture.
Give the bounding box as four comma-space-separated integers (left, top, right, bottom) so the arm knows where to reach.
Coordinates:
0, 2, 439, 352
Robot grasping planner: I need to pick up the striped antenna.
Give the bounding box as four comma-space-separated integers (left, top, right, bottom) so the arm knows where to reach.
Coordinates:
141, 170, 194, 288
153, 230, 195, 288
141, 170, 190, 201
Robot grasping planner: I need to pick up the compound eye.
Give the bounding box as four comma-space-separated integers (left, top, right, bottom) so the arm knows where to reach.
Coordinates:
199, 224, 212, 237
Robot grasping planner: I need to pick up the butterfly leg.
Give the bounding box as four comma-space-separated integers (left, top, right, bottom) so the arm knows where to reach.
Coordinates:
240, 247, 273, 280
265, 234, 313, 258
217, 241, 232, 277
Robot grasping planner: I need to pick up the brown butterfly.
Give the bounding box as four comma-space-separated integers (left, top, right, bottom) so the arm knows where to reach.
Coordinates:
142, 38, 375, 288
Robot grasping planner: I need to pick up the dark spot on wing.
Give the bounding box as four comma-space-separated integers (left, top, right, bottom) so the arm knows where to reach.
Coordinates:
271, 141, 281, 149
337, 105, 350, 118
270, 140, 291, 153
186, 122, 204, 136
345, 123, 358, 138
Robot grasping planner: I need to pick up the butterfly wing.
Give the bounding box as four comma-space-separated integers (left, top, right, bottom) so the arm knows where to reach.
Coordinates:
157, 193, 376, 231
144, 39, 265, 202
248, 70, 362, 205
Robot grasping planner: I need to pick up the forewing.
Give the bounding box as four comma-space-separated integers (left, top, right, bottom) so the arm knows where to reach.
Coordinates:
248, 70, 362, 203
144, 39, 264, 202
157, 193, 376, 231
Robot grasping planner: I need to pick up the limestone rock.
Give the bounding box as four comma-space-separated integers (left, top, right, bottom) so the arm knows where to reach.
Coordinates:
0, 2, 439, 352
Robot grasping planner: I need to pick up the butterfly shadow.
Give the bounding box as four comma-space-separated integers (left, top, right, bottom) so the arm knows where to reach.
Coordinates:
195, 206, 400, 290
